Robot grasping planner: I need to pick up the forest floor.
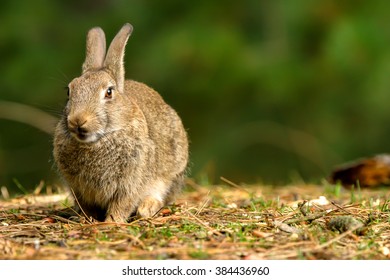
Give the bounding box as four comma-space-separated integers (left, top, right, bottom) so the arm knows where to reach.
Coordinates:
0, 178, 389, 260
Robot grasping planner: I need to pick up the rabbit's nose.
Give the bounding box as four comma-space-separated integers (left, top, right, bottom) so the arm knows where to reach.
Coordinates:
66, 115, 97, 143
67, 117, 88, 134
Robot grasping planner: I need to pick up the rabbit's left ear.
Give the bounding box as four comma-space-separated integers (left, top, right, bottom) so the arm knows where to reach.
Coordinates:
82, 27, 106, 73
104, 23, 133, 92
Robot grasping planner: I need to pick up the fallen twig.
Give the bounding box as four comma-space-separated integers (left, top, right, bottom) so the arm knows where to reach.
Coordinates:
69, 188, 92, 224
284, 210, 333, 225
274, 221, 302, 235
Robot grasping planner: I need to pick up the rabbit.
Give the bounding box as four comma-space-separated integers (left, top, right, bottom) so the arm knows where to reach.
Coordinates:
53, 23, 189, 223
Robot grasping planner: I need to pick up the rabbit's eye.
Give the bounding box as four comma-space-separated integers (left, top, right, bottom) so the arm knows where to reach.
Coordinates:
105, 87, 114, 99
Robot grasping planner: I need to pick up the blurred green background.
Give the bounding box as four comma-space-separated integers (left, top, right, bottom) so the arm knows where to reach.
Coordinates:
1, 0, 390, 193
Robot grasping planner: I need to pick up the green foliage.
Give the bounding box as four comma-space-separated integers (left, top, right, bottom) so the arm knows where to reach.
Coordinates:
188, 250, 209, 260
324, 183, 342, 198
12, 178, 28, 194
2, 1, 390, 190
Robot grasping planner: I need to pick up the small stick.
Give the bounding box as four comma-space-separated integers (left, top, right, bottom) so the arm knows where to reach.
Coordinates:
51, 215, 80, 225
315, 225, 362, 250
69, 187, 92, 224
220, 177, 250, 193
0, 186, 10, 200
298, 200, 308, 216
331, 201, 353, 214
65, 205, 84, 218
274, 221, 302, 235
33, 180, 45, 195
195, 191, 211, 216
184, 210, 222, 236
263, 208, 273, 227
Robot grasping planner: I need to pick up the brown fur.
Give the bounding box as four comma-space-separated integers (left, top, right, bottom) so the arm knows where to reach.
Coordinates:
329, 155, 390, 188
53, 23, 188, 223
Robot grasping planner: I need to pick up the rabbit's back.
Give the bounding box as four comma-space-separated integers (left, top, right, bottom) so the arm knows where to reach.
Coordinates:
125, 80, 189, 178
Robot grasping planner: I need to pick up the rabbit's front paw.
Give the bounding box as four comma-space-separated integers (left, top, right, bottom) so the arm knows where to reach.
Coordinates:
137, 197, 163, 218
104, 214, 127, 224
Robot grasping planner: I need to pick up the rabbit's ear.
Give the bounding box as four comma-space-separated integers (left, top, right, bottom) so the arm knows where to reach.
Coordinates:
104, 23, 133, 92
82, 27, 106, 73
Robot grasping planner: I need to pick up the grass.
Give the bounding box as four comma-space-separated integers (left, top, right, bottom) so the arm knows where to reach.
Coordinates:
0, 179, 389, 260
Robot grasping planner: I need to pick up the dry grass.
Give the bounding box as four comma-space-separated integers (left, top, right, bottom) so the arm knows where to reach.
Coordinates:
0, 179, 390, 260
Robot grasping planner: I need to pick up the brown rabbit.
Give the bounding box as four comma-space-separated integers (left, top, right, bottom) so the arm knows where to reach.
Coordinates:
53, 23, 188, 223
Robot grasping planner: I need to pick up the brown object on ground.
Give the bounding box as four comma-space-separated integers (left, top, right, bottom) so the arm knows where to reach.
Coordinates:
329, 154, 390, 188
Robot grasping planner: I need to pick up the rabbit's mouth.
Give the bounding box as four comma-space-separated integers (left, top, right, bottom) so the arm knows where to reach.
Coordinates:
79, 132, 101, 143
73, 132, 101, 143
69, 126, 101, 143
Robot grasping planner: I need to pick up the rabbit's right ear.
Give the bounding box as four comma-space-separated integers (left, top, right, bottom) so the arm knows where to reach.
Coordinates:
82, 27, 106, 73
104, 23, 133, 93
